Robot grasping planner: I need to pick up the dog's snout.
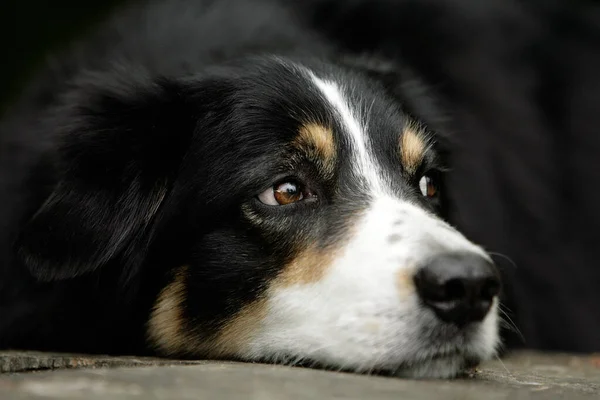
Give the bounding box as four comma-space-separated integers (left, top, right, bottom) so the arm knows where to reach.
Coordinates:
414, 252, 501, 327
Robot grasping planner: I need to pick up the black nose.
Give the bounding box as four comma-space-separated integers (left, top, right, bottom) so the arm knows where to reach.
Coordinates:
414, 252, 501, 327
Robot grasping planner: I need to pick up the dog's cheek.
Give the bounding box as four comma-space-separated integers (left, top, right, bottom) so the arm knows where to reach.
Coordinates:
223, 247, 347, 359
145, 262, 268, 358
145, 246, 338, 359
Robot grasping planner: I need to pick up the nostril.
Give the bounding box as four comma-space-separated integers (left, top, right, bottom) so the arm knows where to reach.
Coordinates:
444, 278, 467, 302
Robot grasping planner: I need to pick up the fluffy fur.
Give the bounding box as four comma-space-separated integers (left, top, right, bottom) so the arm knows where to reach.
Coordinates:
0, 0, 503, 378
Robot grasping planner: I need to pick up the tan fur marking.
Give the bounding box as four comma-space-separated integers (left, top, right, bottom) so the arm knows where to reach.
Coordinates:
210, 247, 341, 355
274, 248, 337, 288
210, 243, 346, 355
273, 212, 361, 288
208, 298, 269, 358
147, 234, 346, 359
146, 252, 336, 358
294, 123, 336, 176
147, 266, 267, 359
147, 266, 191, 355
395, 267, 417, 299
400, 123, 427, 175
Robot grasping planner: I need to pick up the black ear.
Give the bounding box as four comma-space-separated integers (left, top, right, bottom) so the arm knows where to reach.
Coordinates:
15, 70, 202, 282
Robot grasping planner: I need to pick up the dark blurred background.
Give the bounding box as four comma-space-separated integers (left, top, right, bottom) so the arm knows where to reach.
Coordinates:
0, 0, 126, 113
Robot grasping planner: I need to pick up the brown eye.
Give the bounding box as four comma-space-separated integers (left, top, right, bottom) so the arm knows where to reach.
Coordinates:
258, 180, 312, 206
419, 175, 437, 198
274, 181, 303, 205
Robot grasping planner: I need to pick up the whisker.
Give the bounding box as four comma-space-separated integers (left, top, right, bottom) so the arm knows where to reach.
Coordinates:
497, 304, 525, 344
488, 251, 518, 270
494, 354, 515, 380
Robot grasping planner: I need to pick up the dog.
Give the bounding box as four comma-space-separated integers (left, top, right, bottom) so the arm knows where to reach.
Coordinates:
0, 0, 501, 378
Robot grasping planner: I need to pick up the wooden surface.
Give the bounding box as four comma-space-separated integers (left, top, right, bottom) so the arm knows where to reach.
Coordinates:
1, 351, 599, 399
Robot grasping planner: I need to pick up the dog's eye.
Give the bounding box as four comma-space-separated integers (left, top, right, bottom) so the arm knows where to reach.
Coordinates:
258, 180, 314, 206
419, 174, 437, 198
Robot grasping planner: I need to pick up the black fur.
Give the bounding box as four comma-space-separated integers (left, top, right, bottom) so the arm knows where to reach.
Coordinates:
0, 0, 448, 355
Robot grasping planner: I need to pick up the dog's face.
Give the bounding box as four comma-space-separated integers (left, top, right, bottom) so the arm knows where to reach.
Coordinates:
16, 57, 500, 378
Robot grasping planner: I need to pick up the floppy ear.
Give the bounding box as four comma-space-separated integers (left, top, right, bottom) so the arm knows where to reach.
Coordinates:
15, 70, 207, 282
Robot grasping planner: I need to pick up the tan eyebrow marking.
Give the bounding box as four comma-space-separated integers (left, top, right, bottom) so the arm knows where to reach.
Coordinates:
399, 121, 429, 175
293, 122, 337, 178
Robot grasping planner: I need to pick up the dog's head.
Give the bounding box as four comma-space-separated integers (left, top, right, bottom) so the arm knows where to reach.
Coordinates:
15, 56, 500, 378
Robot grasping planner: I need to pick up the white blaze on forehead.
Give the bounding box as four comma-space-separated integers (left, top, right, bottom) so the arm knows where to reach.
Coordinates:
305, 71, 388, 195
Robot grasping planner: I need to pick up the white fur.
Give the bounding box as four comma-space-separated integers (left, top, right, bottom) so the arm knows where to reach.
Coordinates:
241, 197, 499, 377
239, 69, 500, 378
307, 72, 389, 195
